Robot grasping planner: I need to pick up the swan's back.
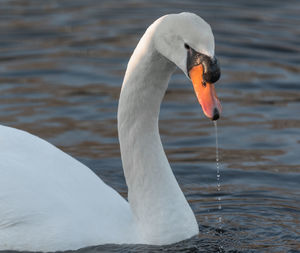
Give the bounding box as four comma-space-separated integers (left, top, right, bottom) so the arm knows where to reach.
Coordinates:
0, 125, 134, 251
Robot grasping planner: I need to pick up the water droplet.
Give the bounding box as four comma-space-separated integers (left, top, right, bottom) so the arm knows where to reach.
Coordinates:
214, 121, 223, 232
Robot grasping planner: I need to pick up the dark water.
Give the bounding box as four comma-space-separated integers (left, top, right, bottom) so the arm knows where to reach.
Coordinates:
1, 0, 300, 252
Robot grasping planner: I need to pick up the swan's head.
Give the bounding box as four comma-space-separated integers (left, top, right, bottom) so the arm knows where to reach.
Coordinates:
153, 12, 221, 120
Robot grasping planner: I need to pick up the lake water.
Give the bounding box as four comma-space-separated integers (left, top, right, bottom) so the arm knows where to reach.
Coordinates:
0, 0, 299, 252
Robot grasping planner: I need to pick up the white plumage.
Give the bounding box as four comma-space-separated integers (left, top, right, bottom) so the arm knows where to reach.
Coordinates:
0, 13, 216, 251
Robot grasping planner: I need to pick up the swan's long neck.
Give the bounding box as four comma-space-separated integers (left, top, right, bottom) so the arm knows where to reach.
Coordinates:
117, 25, 198, 244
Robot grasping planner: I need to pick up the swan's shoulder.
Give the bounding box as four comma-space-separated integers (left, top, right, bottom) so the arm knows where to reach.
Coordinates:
0, 124, 108, 196
0, 125, 134, 251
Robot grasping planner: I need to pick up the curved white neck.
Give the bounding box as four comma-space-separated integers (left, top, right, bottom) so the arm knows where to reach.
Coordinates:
117, 26, 198, 244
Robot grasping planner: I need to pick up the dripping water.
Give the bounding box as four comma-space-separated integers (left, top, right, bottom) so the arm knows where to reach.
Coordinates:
214, 120, 224, 253
213, 120, 222, 230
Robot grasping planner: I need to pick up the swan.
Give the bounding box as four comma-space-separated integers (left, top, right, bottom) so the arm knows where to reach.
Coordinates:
0, 12, 221, 252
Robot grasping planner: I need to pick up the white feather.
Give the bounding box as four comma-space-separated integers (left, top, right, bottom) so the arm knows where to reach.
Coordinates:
0, 12, 215, 251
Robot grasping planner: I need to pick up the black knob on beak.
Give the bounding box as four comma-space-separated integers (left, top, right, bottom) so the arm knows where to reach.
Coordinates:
202, 57, 220, 84
187, 47, 221, 84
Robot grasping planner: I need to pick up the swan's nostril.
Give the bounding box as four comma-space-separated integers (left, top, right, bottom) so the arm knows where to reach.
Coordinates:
212, 108, 220, 121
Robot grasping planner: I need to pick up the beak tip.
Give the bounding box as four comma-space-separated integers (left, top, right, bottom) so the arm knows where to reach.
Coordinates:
211, 108, 220, 121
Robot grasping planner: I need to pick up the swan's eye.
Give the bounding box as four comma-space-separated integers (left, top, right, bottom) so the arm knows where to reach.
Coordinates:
184, 43, 190, 50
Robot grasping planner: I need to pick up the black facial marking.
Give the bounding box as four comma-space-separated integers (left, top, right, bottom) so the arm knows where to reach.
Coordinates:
184, 43, 190, 50
187, 47, 221, 84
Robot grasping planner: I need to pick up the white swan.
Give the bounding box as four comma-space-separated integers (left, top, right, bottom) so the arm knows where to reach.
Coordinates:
0, 12, 221, 252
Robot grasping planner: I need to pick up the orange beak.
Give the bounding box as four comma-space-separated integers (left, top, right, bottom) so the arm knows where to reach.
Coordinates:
189, 65, 222, 120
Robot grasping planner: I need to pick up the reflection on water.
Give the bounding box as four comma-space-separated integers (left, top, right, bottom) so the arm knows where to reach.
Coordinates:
0, 0, 300, 252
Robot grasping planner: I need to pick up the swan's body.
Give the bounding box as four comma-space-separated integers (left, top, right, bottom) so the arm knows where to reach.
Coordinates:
0, 13, 221, 251
0, 125, 134, 251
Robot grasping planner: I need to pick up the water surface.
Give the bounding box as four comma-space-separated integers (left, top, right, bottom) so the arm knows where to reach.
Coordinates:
0, 0, 300, 252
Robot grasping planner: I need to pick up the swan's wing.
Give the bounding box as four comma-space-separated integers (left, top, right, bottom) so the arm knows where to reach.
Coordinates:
0, 125, 134, 251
